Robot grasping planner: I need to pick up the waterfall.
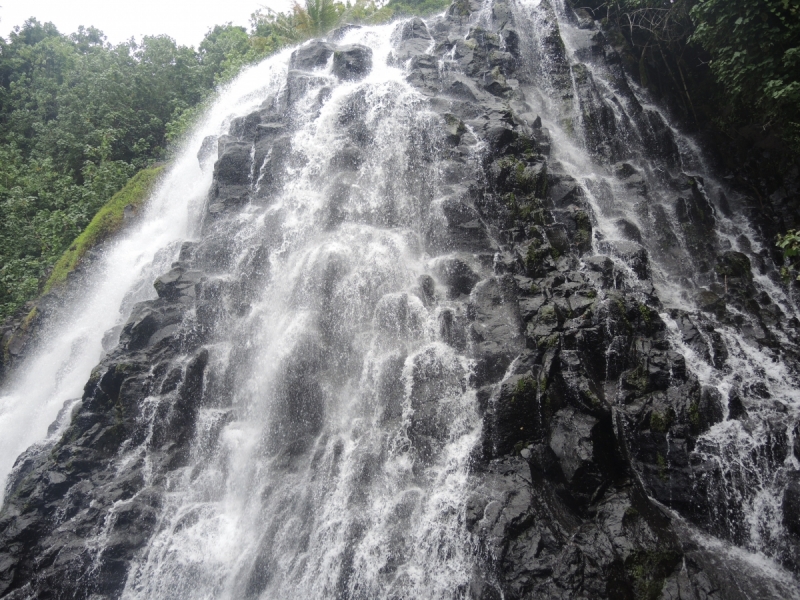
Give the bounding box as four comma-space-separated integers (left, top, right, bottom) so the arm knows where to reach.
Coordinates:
119, 27, 485, 599
0, 58, 291, 504
2, 0, 800, 598
510, 0, 800, 567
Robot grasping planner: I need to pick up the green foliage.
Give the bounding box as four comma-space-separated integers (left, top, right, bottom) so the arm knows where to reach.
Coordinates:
655, 452, 668, 481
638, 303, 652, 324
296, 0, 342, 36
0, 148, 134, 318
623, 363, 649, 392
198, 24, 253, 85
165, 99, 212, 144
688, 401, 701, 429
526, 239, 549, 267
650, 408, 674, 433
0, 20, 218, 319
690, 0, 800, 147
44, 166, 164, 292
573, 209, 592, 250
777, 229, 800, 280
574, 210, 591, 231
511, 376, 538, 403
625, 549, 681, 599
0, 0, 451, 320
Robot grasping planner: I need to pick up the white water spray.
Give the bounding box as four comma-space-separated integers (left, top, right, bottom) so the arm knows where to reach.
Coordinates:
0, 54, 292, 503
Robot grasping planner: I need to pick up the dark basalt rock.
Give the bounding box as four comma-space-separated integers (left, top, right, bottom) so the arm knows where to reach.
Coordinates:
197, 135, 218, 167
213, 140, 251, 186
430, 194, 491, 252
332, 44, 372, 81
469, 276, 524, 388
433, 257, 480, 297
601, 240, 650, 280
785, 472, 800, 537
121, 300, 185, 351
716, 250, 752, 279
391, 17, 432, 63
1, 1, 799, 599
289, 40, 335, 71
285, 70, 328, 107
153, 266, 204, 303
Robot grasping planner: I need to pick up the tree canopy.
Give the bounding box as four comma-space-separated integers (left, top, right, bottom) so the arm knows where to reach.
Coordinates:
0, 0, 450, 320
690, 0, 799, 147
0, 21, 210, 318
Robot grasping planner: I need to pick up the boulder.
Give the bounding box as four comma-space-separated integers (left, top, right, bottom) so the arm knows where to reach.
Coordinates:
332, 44, 373, 80
391, 17, 432, 62
432, 257, 480, 297
289, 40, 335, 71
213, 141, 251, 186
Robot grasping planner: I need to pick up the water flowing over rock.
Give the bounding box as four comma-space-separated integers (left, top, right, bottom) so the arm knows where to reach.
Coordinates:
1, 1, 800, 598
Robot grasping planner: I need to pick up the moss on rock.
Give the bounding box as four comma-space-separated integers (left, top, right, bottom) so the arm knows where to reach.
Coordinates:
44, 166, 165, 292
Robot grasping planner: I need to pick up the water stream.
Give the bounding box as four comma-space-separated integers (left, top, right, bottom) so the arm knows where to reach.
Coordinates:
0, 58, 292, 505
1, 0, 799, 597
119, 26, 486, 599
512, 0, 800, 573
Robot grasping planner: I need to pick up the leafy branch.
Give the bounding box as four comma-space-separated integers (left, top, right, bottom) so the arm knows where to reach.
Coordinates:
777, 230, 800, 281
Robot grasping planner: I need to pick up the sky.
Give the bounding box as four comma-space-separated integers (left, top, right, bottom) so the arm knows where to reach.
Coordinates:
1, 0, 295, 47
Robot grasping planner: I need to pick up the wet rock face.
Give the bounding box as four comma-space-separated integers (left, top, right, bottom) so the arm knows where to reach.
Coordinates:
1, 2, 800, 600
289, 40, 336, 71
332, 45, 373, 80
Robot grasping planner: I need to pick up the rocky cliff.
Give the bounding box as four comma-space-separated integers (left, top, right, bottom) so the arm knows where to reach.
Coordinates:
1, 1, 799, 599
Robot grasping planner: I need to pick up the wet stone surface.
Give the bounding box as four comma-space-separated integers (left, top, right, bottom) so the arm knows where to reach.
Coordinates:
1, 1, 800, 599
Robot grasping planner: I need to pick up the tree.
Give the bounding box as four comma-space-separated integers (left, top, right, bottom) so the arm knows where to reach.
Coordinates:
0, 20, 211, 318
690, 0, 800, 147
777, 230, 800, 280
294, 0, 341, 37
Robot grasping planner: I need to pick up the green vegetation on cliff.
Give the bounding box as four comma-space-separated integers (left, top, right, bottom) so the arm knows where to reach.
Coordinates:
581, 0, 799, 141
0, 23, 213, 319
0, 0, 450, 320
690, 0, 799, 147
44, 165, 164, 292
777, 229, 800, 280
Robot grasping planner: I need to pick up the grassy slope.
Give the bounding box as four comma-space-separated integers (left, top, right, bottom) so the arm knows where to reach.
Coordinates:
44, 165, 165, 293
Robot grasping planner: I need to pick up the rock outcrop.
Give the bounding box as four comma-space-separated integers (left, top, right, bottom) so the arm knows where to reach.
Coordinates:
1, 1, 799, 599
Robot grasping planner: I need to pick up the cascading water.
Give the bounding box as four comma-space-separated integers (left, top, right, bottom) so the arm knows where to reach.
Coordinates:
118, 27, 486, 598
2, 0, 800, 598
0, 59, 291, 505
511, 0, 800, 572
